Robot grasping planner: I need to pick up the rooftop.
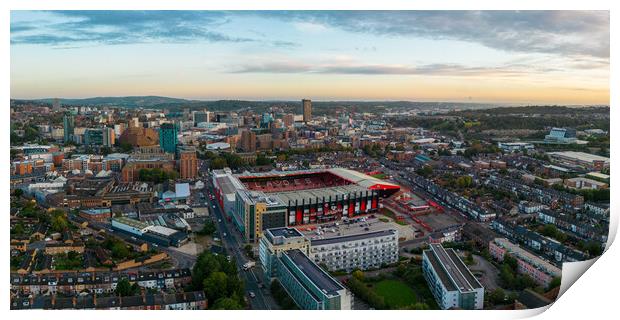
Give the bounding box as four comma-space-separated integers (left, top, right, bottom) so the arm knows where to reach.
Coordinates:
311, 229, 396, 246
426, 243, 483, 293
284, 249, 344, 296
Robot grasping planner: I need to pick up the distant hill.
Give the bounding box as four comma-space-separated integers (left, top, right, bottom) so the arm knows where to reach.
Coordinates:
33, 96, 196, 108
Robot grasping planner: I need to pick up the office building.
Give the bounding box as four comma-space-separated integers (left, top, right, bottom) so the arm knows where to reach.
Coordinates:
84, 129, 104, 146
178, 146, 198, 180
63, 114, 75, 143
259, 227, 310, 279
103, 127, 115, 147
302, 99, 312, 123
309, 229, 399, 272
240, 130, 256, 153
259, 228, 351, 310
422, 243, 484, 310
235, 190, 288, 243
159, 123, 178, 153
193, 111, 210, 125
544, 127, 577, 144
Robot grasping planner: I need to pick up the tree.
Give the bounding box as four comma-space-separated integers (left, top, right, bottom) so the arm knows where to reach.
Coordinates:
12, 189, 24, 198
119, 142, 133, 153
456, 175, 473, 188
465, 252, 474, 265
197, 220, 217, 236
416, 165, 433, 177
488, 288, 506, 305
204, 271, 230, 302
210, 157, 228, 170
548, 277, 562, 291
211, 297, 243, 310
111, 242, 130, 260
115, 278, 136, 296
352, 270, 365, 281
50, 210, 69, 232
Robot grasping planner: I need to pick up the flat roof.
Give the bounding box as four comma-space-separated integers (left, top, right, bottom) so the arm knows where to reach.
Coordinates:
268, 227, 304, 239
112, 217, 149, 230
548, 151, 609, 163
284, 249, 343, 296
147, 225, 178, 237
311, 229, 396, 246
427, 244, 483, 293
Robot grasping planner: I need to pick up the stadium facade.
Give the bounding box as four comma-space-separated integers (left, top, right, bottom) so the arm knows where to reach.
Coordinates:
212, 168, 399, 242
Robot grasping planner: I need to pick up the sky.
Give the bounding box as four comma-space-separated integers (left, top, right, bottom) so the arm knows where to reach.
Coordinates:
10, 11, 610, 104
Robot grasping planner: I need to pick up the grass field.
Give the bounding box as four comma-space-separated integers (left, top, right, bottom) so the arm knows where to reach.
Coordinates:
373, 279, 417, 308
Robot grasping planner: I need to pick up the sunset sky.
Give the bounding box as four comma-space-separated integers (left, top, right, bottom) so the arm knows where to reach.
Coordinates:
10, 11, 609, 104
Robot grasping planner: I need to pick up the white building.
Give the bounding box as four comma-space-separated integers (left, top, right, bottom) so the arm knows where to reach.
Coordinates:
498, 142, 535, 152
309, 229, 398, 272
422, 243, 484, 310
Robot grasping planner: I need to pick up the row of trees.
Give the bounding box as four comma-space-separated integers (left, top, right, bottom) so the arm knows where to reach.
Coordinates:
138, 168, 178, 183
191, 251, 246, 309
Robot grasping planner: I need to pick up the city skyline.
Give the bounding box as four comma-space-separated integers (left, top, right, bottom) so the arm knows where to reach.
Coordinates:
11, 10, 610, 104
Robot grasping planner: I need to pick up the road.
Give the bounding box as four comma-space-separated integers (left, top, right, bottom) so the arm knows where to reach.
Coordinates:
203, 180, 278, 310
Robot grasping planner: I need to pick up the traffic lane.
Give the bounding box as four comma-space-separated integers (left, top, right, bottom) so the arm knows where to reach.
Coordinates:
207, 187, 272, 310
206, 191, 267, 307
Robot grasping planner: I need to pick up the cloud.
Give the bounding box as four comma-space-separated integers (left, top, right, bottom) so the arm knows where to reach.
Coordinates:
10, 11, 294, 47
263, 11, 610, 58
230, 60, 531, 77
11, 11, 609, 59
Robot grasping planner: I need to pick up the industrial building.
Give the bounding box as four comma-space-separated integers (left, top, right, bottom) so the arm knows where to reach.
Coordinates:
547, 151, 610, 171
111, 217, 188, 247
422, 243, 484, 310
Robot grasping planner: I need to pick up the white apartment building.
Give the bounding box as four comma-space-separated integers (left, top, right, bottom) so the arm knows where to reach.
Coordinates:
309, 229, 399, 272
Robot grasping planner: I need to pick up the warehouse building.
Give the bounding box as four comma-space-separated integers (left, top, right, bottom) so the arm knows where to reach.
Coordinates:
111, 217, 188, 247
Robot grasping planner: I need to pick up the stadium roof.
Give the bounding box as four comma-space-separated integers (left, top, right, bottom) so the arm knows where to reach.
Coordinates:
327, 168, 399, 191
273, 184, 369, 205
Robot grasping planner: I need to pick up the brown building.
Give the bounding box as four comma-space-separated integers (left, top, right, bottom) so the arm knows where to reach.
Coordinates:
240, 130, 256, 153
178, 147, 198, 180
44, 243, 85, 255
302, 99, 312, 123
121, 158, 176, 182
256, 133, 272, 150
118, 127, 159, 147
79, 208, 112, 222
283, 113, 295, 127
12, 161, 33, 175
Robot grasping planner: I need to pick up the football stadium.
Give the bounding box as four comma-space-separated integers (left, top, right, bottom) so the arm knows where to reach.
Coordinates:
212, 168, 400, 242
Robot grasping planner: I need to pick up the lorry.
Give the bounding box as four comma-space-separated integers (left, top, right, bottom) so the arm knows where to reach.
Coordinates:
243, 261, 256, 271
